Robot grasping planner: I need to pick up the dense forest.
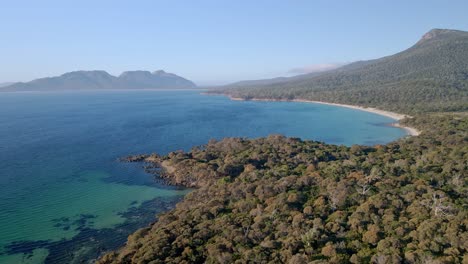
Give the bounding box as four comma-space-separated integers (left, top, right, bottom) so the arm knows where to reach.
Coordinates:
211, 29, 468, 114
98, 113, 467, 263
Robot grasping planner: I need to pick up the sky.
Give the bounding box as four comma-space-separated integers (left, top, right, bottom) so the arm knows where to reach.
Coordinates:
1, 0, 468, 85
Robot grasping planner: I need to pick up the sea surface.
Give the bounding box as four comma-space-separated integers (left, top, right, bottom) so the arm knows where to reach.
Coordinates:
0, 90, 406, 263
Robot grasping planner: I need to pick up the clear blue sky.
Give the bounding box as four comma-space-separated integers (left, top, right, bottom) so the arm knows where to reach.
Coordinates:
1, 0, 467, 85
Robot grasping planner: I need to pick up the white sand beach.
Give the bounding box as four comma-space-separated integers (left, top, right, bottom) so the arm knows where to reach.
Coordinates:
229, 97, 421, 136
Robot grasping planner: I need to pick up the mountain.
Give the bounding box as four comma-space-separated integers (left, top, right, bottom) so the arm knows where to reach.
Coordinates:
213, 29, 468, 113
221, 71, 328, 88
1, 70, 197, 91
118, 70, 196, 89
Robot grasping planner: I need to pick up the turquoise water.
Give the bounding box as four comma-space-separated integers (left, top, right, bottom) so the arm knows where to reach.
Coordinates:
0, 90, 406, 263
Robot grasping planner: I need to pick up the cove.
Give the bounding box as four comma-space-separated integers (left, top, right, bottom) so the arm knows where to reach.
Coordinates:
0, 90, 406, 263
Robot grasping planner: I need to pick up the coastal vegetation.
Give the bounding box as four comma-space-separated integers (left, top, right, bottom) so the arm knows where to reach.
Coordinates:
99, 113, 467, 263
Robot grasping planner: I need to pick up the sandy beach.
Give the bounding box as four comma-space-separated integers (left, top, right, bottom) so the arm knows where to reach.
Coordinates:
229, 96, 421, 136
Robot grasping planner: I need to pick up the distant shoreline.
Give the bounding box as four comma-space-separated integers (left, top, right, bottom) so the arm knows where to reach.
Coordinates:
226, 95, 421, 136
0, 88, 206, 93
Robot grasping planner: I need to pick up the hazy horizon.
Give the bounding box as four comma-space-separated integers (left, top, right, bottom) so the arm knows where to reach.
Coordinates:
2, 0, 468, 85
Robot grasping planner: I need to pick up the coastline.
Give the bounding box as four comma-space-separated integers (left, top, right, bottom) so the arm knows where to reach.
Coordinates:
228, 96, 421, 136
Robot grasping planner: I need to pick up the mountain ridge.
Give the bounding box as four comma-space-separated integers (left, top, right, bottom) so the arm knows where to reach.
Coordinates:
219, 71, 328, 89
1, 70, 197, 91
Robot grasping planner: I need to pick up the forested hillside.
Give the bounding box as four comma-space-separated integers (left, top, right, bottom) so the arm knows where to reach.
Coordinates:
213, 29, 468, 113
99, 114, 467, 264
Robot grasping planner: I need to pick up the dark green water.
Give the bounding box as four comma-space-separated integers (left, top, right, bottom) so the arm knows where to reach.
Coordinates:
0, 90, 406, 263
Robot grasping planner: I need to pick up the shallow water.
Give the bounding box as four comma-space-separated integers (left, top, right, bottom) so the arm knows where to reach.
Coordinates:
0, 90, 406, 263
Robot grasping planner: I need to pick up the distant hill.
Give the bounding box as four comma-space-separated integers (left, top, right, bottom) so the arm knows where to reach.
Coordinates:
1, 70, 197, 91
221, 71, 327, 88
214, 29, 468, 113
